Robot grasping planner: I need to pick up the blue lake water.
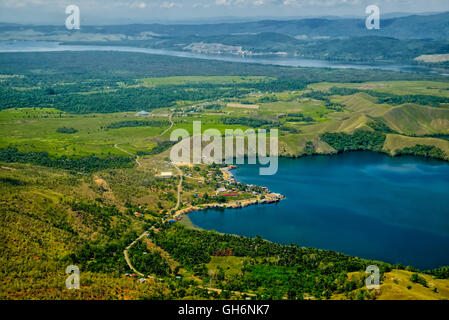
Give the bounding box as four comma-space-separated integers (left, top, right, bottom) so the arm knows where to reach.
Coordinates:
189, 152, 449, 270
0, 41, 447, 75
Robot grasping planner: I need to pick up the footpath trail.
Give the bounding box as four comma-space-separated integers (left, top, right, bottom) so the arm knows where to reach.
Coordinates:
159, 113, 174, 137
114, 144, 142, 167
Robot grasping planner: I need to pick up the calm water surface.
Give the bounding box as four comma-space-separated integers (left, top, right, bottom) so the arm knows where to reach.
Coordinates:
0, 41, 447, 75
189, 152, 449, 269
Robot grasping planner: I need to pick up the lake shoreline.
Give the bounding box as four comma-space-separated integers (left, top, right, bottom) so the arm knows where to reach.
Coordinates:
177, 165, 285, 229
1, 40, 448, 76
182, 149, 448, 232
186, 152, 449, 270
282, 149, 449, 164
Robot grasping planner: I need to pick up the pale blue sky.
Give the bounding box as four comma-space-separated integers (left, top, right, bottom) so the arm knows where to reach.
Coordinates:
0, 0, 448, 24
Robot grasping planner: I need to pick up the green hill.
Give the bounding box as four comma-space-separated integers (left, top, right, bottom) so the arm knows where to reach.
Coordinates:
383, 104, 449, 135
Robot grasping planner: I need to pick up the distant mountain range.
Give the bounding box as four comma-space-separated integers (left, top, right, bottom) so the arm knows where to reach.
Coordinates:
1, 12, 449, 40
135, 12, 449, 39
1, 12, 448, 64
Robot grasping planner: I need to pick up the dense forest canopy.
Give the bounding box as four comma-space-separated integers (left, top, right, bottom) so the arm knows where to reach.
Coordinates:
0, 146, 133, 172
0, 51, 447, 114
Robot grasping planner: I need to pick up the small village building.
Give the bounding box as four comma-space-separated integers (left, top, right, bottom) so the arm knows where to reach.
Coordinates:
160, 171, 173, 178
216, 187, 227, 193
137, 110, 150, 116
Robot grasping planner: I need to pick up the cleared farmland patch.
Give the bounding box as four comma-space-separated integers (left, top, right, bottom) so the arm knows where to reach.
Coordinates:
227, 102, 260, 110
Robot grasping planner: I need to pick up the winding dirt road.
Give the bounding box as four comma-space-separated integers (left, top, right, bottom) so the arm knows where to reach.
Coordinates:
123, 231, 149, 277
118, 133, 183, 277
122, 164, 182, 277
115, 116, 259, 297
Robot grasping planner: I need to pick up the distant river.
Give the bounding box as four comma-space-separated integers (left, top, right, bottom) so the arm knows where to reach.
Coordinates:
0, 41, 447, 75
189, 152, 449, 270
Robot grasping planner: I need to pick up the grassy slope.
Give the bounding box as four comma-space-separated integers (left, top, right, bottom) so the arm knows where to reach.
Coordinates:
332, 270, 449, 300
0, 163, 160, 299
379, 270, 449, 300
383, 134, 449, 158
309, 81, 449, 98
0, 154, 220, 299
383, 104, 449, 135
275, 82, 449, 157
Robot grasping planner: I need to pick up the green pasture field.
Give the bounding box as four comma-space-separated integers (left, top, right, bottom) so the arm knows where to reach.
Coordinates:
0, 108, 162, 156
1, 79, 449, 161
121, 76, 272, 88
0, 108, 253, 157
309, 81, 449, 98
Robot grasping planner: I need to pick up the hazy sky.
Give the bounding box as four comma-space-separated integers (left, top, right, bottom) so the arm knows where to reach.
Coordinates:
0, 0, 448, 24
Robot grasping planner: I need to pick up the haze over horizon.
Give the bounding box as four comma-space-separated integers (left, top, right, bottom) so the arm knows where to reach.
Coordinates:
0, 0, 448, 25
